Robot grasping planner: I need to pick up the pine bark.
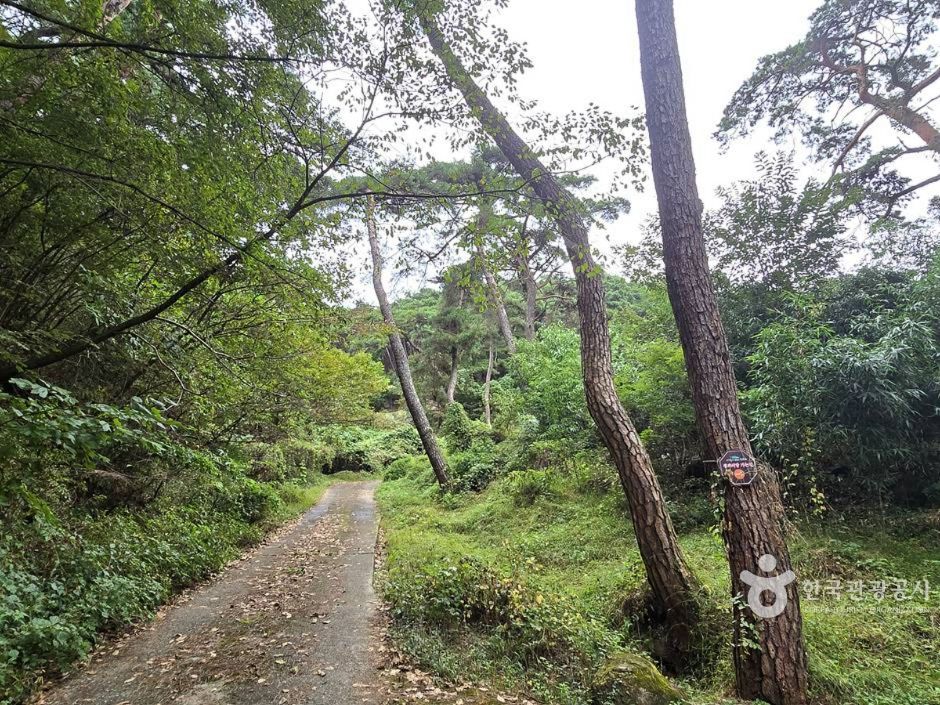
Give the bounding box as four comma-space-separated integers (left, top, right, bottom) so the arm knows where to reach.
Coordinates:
634, 0, 808, 702
420, 12, 699, 661
366, 197, 450, 489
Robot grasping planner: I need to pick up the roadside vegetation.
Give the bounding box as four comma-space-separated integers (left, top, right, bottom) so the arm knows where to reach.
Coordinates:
2, 0, 939, 703
372, 265, 940, 704
379, 461, 940, 705
0, 409, 410, 703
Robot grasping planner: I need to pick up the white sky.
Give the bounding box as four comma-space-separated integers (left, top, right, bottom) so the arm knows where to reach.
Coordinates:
498, 0, 820, 224
349, 0, 934, 303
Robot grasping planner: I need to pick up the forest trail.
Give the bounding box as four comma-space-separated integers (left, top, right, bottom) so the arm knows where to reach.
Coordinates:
39, 480, 382, 705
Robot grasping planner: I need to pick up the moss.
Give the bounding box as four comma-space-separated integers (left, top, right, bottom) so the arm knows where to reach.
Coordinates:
591, 652, 685, 705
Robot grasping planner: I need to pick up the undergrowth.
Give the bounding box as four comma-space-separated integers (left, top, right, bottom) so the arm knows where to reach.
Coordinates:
377, 457, 940, 705
0, 421, 410, 705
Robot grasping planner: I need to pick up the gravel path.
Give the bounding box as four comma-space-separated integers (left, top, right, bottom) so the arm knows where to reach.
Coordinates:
40, 480, 382, 705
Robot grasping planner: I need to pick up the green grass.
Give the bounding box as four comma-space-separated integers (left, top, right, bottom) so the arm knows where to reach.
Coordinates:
377, 461, 940, 705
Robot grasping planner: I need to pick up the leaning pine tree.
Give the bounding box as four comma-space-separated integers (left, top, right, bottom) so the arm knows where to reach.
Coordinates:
634, 0, 809, 702
416, 7, 701, 663
366, 196, 450, 489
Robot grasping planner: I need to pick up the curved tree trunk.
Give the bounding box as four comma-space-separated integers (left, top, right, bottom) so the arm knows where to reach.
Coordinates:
366, 196, 450, 489
634, 0, 808, 702
482, 338, 495, 426
420, 11, 699, 662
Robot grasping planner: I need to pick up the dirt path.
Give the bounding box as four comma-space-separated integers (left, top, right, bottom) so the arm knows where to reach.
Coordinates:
40, 480, 382, 705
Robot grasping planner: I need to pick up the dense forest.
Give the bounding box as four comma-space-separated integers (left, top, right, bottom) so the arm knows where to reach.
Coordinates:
1, 1, 938, 704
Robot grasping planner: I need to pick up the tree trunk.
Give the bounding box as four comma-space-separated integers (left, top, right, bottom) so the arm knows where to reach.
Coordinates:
518, 246, 538, 340
366, 196, 450, 489
475, 208, 517, 354
446, 345, 459, 404
420, 12, 699, 663
634, 0, 808, 702
483, 338, 495, 426
482, 262, 516, 355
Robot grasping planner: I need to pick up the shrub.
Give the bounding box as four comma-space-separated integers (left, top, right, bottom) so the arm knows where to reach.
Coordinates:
441, 402, 474, 452
615, 338, 698, 479
384, 556, 618, 676
321, 425, 422, 474
505, 327, 596, 445
514, 439, 575, 471
282, 438, 334, 481
385, 455, 430, 481
231, 477, 284, 524
745, 300, 940, 504
570, 454, 620, 496
449, 441, 499, 492
246, 443, 288, 482
0, 435, 320, 703
666, 493, 717, 533
0, 496, 262, 704
507, 469, 558, 507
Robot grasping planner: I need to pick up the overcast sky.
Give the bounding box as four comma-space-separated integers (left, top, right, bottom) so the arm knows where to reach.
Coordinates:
499, 0, 821, 218
351, 0, 825, 302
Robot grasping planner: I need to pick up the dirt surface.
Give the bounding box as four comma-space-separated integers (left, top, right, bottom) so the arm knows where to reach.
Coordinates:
39, 480, 382, 705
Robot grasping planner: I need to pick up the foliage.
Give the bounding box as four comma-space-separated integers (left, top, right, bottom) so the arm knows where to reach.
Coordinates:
441, 402, 475, 452
745, 298, 940, 503
2, 0, 939, 702
718, 0, 940, 214
0, 451, 351, 704
378, 454, 940, 705
610, 288, 699, 479
448, 439, 500, 493
384, 455, 432, 482
321, 425, 423, 474
0, 379, 182, 470
507, 469, 559, 507
707, 152, 855, 289
0, 342, 387, 705
506, 326, 595, 445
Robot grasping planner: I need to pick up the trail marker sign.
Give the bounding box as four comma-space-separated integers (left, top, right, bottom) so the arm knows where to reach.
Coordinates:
720, 449, 757, 487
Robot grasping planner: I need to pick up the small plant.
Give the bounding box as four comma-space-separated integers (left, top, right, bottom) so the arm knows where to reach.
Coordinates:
507, 469, 557, 507
384, 455, 430, 481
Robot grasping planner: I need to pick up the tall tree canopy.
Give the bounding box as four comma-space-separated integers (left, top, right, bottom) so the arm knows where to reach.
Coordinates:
719, 0, 940, 216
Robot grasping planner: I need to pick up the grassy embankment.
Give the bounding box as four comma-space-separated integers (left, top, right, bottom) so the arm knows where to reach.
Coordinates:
378, 457, 940, 705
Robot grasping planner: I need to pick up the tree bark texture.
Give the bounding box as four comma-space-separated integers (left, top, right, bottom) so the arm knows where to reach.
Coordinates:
634, 0, 809, 702
420, 11, 699, 662
483, 338, 494, 426
366, 196, 450, 489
